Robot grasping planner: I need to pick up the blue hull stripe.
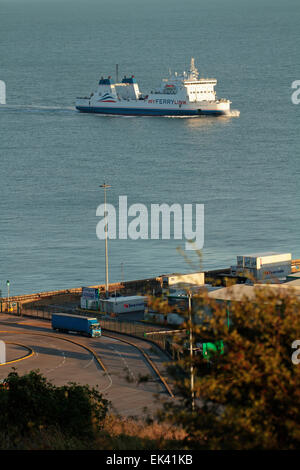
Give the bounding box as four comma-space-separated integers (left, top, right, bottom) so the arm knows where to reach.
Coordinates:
76, 106, 225, 116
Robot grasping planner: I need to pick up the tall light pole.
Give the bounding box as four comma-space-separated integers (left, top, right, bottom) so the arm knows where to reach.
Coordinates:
188, 292, 195, 412
100, 183, 111, 298
121, 262, 124, 283
6, 280, 10, 312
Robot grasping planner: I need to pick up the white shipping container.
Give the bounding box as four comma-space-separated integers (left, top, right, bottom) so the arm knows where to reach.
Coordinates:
100, 296, 146, 314
234, 262, 291, 280
162, 272, 205, 287
237, 253, 291, 269
257, 263, 291, 280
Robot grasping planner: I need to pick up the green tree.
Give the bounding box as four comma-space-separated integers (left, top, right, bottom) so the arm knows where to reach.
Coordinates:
154, 285, 300, 449
0, 370, 110, 438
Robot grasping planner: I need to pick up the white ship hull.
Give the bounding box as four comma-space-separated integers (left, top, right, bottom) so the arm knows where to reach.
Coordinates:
75, 98, 230, 116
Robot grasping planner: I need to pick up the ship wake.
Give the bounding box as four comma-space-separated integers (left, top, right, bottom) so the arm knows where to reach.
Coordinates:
0, 104, 76, 113
224, 109, 240, 117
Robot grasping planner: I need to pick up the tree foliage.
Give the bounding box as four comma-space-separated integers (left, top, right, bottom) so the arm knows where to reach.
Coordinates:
0, 370, 110, 438
153, 285, 300, 449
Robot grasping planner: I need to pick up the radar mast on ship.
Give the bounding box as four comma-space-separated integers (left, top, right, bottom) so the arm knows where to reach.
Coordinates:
188, 58, 199, 81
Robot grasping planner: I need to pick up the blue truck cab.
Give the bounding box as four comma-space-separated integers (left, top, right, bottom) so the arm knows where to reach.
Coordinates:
52, 313, 101, 338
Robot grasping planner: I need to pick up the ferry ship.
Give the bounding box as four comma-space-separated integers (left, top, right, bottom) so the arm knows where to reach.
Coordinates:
75, 59, 231, 117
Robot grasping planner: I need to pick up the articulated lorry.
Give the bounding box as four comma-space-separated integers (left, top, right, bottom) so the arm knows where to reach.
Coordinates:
52, 313, 101, 337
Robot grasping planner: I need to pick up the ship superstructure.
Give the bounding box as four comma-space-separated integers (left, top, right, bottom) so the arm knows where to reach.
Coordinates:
76, 58, 231, 116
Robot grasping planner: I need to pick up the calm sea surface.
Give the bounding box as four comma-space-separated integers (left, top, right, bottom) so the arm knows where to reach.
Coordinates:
0, 0, 299, 295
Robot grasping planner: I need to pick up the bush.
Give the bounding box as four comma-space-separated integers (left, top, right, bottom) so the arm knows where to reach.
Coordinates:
0, 370, 110, 439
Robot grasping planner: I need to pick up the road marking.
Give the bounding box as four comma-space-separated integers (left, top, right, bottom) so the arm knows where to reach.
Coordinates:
98, 371, 113, 394
0, 330, 107, 371
0, 341, 34, 366
102, 332, 175, 398
83, 357, 94, 369
109, 345, 137, 383
45, 342, 66, 373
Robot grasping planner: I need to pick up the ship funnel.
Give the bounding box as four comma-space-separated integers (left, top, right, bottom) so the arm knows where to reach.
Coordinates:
0, 80, 6, 104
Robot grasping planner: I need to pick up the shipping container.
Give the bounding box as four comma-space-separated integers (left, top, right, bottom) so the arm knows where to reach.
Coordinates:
255, 262, 291, 280
162, 272, 205, 288
99, 296, 146, 314
237, 252, 291, 270
233, 261, 291, 281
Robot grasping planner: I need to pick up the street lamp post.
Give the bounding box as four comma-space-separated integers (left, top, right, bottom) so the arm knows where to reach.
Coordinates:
6, 280, 10, 312
188, 292, 195, 412
121, 262, 124, 283
100, 183, 111, 298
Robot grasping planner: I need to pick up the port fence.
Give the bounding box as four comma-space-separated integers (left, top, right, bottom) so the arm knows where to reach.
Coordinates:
16, 305, 180, 359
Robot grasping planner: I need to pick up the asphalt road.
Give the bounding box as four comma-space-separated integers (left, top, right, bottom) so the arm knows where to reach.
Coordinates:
0, 314, 173, 417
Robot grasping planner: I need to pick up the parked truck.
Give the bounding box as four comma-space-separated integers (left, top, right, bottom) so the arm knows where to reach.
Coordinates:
51, 313, 101, 337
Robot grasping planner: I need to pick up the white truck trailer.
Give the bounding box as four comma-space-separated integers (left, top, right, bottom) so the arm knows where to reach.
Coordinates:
161, 272, 205, 293
99, 295, 147, 314
231, 252, 292, 281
